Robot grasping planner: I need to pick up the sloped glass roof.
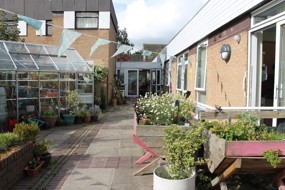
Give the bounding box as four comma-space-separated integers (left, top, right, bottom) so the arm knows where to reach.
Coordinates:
0, 41, 93, 73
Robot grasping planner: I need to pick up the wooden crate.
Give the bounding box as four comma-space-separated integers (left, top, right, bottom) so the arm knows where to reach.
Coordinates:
204, 130, 285, 174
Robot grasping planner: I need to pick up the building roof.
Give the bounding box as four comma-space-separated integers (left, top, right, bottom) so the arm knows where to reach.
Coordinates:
166, 0, 266, 57
0, 40, 93, 73
0, 0, 118, 29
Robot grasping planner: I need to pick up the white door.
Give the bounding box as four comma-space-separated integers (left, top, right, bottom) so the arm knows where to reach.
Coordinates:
273, 20, 285, 126
126, 70, 139, 97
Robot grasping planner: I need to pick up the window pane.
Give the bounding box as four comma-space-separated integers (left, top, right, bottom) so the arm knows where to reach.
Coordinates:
184, 65, 188, 90
196, 46, 207, 89
46, 21, 52, 36
76, 12, 98, 29
254, 1, 285, 25
177, 65, 182, 89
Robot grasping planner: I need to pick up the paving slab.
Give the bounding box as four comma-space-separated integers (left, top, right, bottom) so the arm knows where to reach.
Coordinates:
12, 104, 153, 190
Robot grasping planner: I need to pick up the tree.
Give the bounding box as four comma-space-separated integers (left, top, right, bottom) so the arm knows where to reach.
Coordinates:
0, 11, 24, 42
116, 27, 133, 47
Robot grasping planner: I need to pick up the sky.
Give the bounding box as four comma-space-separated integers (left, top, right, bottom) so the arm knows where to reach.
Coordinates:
113, 0, 208, 51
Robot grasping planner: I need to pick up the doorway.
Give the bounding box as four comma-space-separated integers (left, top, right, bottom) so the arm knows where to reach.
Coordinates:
250, 20, 285, 126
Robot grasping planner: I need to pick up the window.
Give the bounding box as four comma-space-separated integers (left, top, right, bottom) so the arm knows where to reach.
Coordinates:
46, 20, 52, 36
176, 53, 188, 92
195, 41, 207, 91
76, 12, 99, 29
184, 53, 188, 90
177, 57, 182, 90
252, 1, 285, 25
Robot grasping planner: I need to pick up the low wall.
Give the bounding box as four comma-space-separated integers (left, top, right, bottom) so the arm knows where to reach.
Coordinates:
0, 142, 33, 190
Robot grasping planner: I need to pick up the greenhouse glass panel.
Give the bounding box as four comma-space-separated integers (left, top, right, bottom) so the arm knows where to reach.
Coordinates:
10, 54, 37, 70
32, 55, 57, 71
45, 45, 65, 56
52, 57, 75, 71
25, 44, 49, 55
0, 42, 16, 70
5, 42, 28, 53
66, 49, 92, 72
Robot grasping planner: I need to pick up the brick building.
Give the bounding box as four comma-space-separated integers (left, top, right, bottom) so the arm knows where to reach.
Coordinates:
0, 0, 118, 106
158, 0, 285, 126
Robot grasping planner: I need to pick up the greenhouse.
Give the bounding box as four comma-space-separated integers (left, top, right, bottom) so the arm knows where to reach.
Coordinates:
0, 40, 94, 129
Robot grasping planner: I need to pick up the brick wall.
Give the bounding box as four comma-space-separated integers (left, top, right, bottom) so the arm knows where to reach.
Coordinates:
0, 142, 33, 190
22, 13, 117, 106
171, 16, 250, 107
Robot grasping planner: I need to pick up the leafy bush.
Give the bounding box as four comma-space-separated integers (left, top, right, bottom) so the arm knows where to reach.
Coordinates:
203, 112, 285, 141
13, 122, 39, 143
163, 124, 205, 180
0, 133, 20, 152
88, 105, 101, 115
34, 139, 53, 157
27, 158, 41, 169
65, 91, 83, 114
136, 93, 194, 125
43, 111, 57, 117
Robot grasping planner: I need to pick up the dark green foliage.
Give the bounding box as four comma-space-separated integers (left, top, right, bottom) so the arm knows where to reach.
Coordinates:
0, 133, 20, 152
13, 122, 39, 143
34, 139, 52, 157
0, 11, 24, 42
116, 27, 134, 46
204, 112, 285, 141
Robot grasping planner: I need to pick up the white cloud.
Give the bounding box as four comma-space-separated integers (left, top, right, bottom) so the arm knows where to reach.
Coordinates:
114, 0, 206, 51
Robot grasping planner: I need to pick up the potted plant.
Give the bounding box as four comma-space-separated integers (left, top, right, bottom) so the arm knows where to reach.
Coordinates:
34, 139, 53, 167
75, 111, 85, 124
63, 91, 83, 125
153, 124, 205, 190
88, 105, 101, 121
83, 111, 91, 123
42, 110, 57, 127
24, 158, 44, 176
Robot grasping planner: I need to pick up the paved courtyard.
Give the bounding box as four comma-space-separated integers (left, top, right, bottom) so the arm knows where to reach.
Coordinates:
12, 104, 153, 190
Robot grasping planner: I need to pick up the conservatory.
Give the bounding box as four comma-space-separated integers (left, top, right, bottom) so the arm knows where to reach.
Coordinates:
0, 40, 94, 123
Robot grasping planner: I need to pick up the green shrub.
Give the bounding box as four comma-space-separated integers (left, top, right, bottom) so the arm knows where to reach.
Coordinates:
0, 133, 20, 152
34, 139, 53, 157
163, 124, 205, 180
136, 92, 194, 125
204, 112, 285, 141
13, 122, 39, 143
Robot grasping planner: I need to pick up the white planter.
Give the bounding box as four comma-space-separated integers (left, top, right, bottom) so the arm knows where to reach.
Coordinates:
153, 166, 196, 190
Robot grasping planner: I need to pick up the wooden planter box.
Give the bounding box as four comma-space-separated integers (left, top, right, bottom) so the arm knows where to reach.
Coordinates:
136, 124, 166, 155
204, 131, 285, 174
136, 124, 190, 155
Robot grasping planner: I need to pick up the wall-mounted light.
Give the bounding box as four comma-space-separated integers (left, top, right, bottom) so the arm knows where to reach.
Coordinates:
220, 44, 231, 61
234, 34, 241, 43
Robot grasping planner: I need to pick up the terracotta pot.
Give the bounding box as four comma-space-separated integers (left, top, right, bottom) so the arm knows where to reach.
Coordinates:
139, 117, 151, 125
84, 115, 91, 123
112, 98, 117, 106
42, 116, 57, 127
24, 161, 44, 177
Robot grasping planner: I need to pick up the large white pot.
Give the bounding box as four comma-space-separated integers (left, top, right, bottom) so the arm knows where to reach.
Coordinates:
153, 166, 196, 190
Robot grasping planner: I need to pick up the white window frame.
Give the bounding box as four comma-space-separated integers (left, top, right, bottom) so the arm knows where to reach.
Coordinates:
195, 40, 208, 91
251, 0, 285, 28
64, 11, 75, 29
176, 53, 189, 92
75, 12, 99, 29
18, 21, 27, 36
183, 52, 189, 93
176, 55, 183, 91
99, 11, 110, 29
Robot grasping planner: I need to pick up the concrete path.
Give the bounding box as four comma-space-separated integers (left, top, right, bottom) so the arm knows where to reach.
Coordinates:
13, 104, 153, 190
